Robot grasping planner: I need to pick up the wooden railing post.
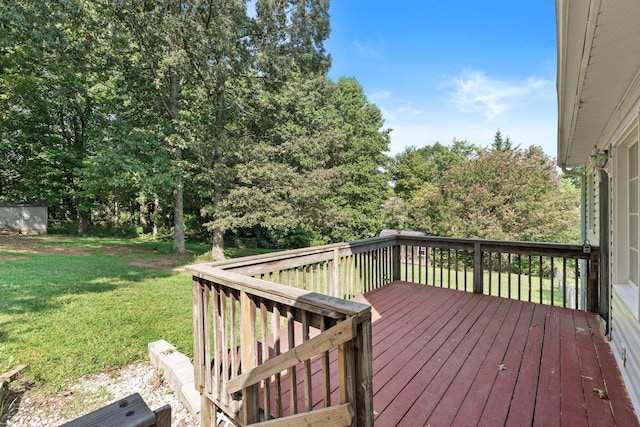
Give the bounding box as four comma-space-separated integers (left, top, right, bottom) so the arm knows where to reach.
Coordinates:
473, 242, 484, 294
240, 291, 259, 424
392, 244, 401, 281
331, 248, 340, 297
587, 252, 599, 313
354, 316, 374, 427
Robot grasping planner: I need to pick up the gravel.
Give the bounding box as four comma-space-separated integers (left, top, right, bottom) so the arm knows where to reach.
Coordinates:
3, 362, 199, 427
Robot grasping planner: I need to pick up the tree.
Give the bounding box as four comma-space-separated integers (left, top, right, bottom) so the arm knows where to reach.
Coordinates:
391, 140, 478, 200
412, 146, 580, 243
491, 129, 518, 152
0, 0, 118, 233
324, 76, 391, 241
213, 75, 390, 246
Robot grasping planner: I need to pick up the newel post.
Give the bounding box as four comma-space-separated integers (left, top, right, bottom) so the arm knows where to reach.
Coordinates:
586, 252, 600, 313
392, 243, 401, 281
473, 242, 484, 294
354, 315, 374, 427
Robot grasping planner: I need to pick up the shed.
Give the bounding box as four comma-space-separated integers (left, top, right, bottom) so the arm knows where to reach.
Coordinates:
0, 202, 48, 234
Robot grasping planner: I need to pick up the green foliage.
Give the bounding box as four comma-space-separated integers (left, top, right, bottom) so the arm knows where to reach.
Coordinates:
491, 129, 519, 152
391, 140, 478, 200
3, 0, 390, 250
411, 147, 580, 242
213, 74, 390, 246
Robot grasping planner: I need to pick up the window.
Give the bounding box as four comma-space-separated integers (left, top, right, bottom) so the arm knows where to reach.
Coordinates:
629, 142, 638, 287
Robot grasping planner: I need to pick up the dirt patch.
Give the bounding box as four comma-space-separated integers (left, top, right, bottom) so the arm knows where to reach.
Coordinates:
0, 255, 26, 262
0, 235, 204, 272
0, 236, 90, 256
129, 258, 186, 272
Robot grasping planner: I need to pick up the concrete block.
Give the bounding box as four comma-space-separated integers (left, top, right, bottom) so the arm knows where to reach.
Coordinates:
157, 350, 190, 377
167, 362, 194, 392
148, 340, 201, 420
180, 382, 201, 417
148, 340, 176, 367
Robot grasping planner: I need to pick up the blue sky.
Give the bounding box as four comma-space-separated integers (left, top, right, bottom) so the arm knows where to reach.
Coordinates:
325, 1, 558, 157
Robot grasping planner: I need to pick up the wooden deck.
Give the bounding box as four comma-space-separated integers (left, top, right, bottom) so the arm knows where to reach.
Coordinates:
256, 281, 638, 426
353, 281, 639, 426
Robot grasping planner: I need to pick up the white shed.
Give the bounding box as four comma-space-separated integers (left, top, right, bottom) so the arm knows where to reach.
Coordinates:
0, 202, 48, 234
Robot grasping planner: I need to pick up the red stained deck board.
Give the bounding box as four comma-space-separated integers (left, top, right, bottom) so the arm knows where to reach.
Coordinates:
374, 294, 492, 426
371, 288, 468, 395
477, 302, 535, 426
504, 303, 548, 426
247, 282, 639, 426
573, 309, 615, 426
428, 297, 515, 426
586, 312, 640, 426
532, 304, 562, 427
450, 299, 525, 425
560, 306, 590, 426
407, 295, 512, 425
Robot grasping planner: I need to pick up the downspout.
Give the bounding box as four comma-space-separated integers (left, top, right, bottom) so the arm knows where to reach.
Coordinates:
561, 164, 587, 243
562, 164, 587, 310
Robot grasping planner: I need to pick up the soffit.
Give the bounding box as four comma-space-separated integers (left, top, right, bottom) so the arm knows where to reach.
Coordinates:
557, 0, 640, 167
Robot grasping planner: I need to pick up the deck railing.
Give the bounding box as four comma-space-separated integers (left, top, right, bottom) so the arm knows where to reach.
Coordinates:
395, 235, 599, 310
189, 234, 598, 426
190, 266, 373, 426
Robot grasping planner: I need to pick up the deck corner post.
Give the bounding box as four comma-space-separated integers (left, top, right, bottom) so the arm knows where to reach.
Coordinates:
200, 394, 217, 427
587, 252, 600, 313
354, 316, 374, 427
392, 244, 401, 281
473, 242, 484, 294
192, 277, 206, 392
355, 313, 373, 427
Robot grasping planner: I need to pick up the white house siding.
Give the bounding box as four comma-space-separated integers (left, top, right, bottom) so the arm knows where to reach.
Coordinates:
611, 287, 640, 413
596, 113, 640, 418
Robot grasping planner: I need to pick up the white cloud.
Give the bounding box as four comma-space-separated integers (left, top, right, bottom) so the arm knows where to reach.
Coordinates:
369, 90, 393, 102
353, 41, 382, 59
445, 71, 554, 120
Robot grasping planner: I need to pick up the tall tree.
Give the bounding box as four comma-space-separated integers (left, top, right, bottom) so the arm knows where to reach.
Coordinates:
325, 76, 391, 241
0, 0, 116, 232
109, 0, 191, 252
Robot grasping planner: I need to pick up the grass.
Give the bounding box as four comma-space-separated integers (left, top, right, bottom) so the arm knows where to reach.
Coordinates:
0, 235, 272, 395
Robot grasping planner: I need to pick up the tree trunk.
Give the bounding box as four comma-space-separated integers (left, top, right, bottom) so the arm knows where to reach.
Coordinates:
173, 182, 185, 253
211, 226, 225, 261
139, 196, 148, 230
168, 65, 185, 253
210, 87, 226, 261
77, 208, 88, 235
153, 198, 159, 237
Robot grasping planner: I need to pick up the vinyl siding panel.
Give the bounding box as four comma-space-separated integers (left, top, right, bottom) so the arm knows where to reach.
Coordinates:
611, 286, 640, 413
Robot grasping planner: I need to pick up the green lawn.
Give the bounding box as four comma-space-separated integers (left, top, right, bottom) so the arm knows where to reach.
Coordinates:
400, 265, 578, 307
0, 235, 271, 393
